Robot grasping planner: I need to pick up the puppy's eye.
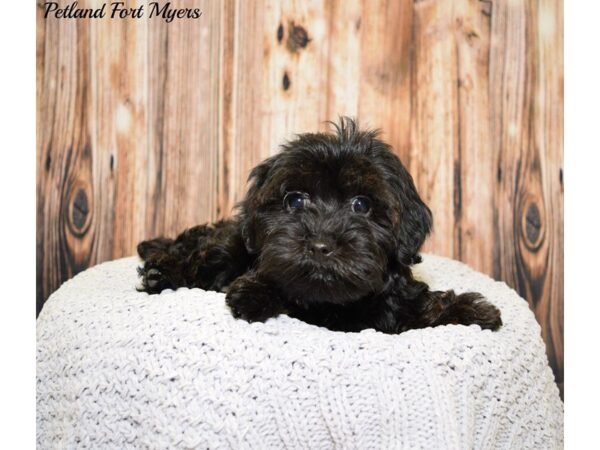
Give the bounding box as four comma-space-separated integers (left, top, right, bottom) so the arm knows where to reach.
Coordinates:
351, 196, 371, 214
284, 191, 309, 210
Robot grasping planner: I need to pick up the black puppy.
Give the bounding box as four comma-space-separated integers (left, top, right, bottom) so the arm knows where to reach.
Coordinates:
137, 118, 501, 333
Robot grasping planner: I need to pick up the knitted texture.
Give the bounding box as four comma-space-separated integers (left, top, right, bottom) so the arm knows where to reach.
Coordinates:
37, 254, 563, 449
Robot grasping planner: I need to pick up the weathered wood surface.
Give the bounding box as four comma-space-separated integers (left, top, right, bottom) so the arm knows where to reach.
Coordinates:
37, 0, 563, 395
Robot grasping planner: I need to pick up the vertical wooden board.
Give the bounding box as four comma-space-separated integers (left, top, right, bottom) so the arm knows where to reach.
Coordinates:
146, 0, 221, 237
37, 11, 96, 313
36, 1, 47, 313
264, 0, 330, 137
225, 0, 266, 208
230, 0, 332, 205
410, 0, 458, 259
488, 0, 527, 292
531, 0, 564, 394
87, 0, 148, 259
321, 0, 362, 120
453, 0, 494, 275
36, 2, 46, 134
357, 0, 413, 163
489, 0, 563, 395
410, 0, 496, 276
145, 14, 168, 235
217, 0, 239, 218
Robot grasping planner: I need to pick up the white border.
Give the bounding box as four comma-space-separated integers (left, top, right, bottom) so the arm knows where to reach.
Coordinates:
0, 1, 36, 448
564, 0, 600, 447
0, 0, 597, 447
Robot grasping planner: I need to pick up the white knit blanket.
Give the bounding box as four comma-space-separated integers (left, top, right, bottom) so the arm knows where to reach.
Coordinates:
36, 254, 563, 449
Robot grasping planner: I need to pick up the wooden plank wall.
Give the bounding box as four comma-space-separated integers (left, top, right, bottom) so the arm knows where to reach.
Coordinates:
37, 0, 563, 395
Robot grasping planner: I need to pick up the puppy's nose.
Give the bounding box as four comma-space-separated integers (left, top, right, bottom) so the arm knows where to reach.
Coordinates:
310, 240, 334, 257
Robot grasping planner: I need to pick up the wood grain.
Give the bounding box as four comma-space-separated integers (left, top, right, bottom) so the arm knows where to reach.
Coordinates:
37, 2, 98, 313
411, 0, 460, 260
37, 0, 563, 396
145, 0, 221, 236
357, 0, 413, 166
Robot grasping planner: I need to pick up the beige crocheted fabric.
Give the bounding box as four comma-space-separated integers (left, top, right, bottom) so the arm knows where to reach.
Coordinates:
36, 254, 563, 449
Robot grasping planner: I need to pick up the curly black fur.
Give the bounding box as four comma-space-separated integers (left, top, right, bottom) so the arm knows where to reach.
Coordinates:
137, 118, 502, 333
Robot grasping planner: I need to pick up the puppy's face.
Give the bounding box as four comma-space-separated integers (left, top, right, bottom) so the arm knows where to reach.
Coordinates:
240, 120, 432, 305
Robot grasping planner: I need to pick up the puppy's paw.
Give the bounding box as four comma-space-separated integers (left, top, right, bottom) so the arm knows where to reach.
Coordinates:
136, 264, 173, 294
442, 291, 503, 331
225, 276, 281, 323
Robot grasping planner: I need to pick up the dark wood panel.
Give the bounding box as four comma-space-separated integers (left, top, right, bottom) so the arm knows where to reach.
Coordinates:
487, 0, 563, 394
37, 3, 99, 312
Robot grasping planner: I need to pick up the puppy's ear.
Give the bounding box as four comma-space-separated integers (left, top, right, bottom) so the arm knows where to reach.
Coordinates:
239, 155, 277, 253
388, 156, 433, 266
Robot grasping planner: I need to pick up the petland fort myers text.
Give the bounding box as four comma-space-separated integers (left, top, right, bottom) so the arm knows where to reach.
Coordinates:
43, 2, 202, 23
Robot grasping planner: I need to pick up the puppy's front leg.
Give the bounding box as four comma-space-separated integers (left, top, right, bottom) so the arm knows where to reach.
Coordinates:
226, 273, 285, 323
411, 290, 502, 331
137, 220, 250, 294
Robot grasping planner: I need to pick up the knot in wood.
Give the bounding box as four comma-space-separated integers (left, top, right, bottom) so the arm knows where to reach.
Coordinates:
72, 189, 89, 230
524, 202, 543, 250
286, 22, 310, 53
282, 72, 291, 91
68, 187, 91, 237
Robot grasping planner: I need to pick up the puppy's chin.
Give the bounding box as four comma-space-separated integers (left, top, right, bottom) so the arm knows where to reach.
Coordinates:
258, 246, 387, 306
